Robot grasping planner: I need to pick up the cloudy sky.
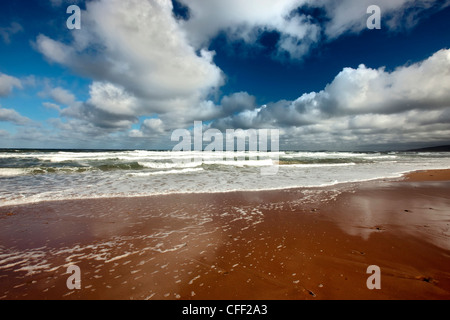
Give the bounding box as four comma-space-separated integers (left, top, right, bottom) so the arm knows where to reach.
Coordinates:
1, 0, 450, 150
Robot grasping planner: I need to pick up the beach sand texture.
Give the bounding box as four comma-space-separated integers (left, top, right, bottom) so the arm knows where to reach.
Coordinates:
0, 170, 449, 300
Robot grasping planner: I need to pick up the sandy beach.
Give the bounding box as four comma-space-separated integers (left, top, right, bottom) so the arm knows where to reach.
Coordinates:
0, 169, 449, 300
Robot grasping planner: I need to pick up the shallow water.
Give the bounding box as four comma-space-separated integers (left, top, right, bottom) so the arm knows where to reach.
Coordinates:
0, 149, 449, 206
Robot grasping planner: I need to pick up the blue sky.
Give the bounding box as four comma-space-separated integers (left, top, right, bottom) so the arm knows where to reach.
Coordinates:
1, 0, 450, 150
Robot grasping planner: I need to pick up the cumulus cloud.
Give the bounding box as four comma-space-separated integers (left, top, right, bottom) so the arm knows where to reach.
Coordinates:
177, 0, 320, 59
35, 35, 74, 65
38, 82, 138, 130
0, 106, 31, 126
220, 91, 257, 115
177, 0, 450, 59
36, 0, 223, 131
142, 118, 165, 134
39, 85, 75, 112
129, 91, 257, 138
48, 117, 108, 139
0, 73, 22, 97
61, 103, 138, 131
86, 82, 139, 117
32, 0, 450, 149
210, 49, 450, 149
293, 48, 450, 117
47, 87, 76, 106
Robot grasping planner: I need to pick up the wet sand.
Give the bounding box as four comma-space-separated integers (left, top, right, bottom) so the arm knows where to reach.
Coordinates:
0, 169, 449, 300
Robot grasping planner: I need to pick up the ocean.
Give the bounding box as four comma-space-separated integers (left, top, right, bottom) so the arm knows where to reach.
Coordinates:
0, 149, 449, 207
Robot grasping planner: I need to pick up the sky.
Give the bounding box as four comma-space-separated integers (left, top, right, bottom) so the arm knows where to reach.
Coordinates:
0, 0, 450, 151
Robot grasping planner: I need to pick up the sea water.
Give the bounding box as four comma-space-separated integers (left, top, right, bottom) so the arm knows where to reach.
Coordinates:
0, 149, 449, 207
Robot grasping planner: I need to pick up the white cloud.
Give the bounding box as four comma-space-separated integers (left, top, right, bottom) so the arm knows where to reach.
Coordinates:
142, 118, 165, 134
87, 82, 138, 117
39, 84, 77, 111
177, 0, 450, 60
36, 0, 224, 129
32, 0, 450, 149
128, 129, 144, 138
178, 0, 304, 44
35, 35, 74, 65
0, 106, 31, 126
307, 48, 450, 116
49, 87, 76, 106
220, 91, 257, 115
178, 0, 320, 59
130, 91, 258, 138
0, 73, 22, 97
211, 48, 450, 149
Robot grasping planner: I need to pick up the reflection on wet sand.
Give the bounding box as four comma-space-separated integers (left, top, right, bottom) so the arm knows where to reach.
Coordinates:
0, 170, 449, 300
327, 180, 450, 250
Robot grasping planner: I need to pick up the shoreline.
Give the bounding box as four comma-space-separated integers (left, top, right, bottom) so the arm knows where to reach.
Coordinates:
1, 167, 450, 210
0, 169, 449, 300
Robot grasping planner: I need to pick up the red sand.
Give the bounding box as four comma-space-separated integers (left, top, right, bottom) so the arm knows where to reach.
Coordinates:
0, 169, 449, 300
